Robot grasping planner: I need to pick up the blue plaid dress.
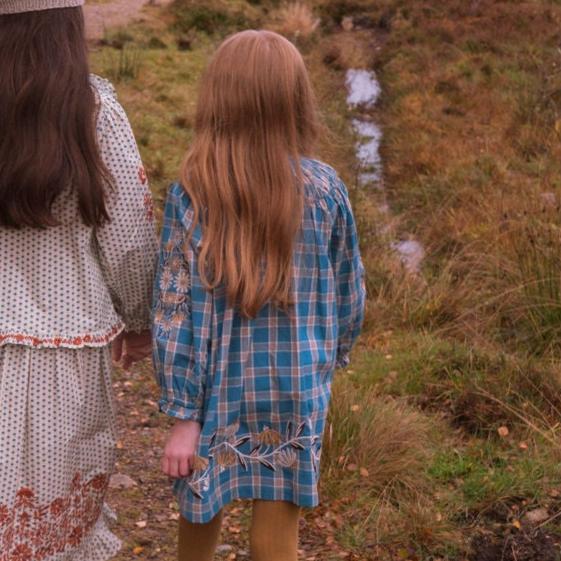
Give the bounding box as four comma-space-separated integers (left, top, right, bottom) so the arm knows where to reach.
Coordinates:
152, 158, 365, 523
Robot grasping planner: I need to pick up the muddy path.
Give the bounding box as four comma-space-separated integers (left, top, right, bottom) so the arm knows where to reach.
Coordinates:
85, 0, 171, 40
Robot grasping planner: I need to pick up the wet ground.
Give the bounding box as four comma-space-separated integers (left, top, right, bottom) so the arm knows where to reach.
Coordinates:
345, 68, 425, 274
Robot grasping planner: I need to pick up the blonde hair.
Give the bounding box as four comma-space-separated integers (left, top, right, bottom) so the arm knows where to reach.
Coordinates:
182, 30, 320, 318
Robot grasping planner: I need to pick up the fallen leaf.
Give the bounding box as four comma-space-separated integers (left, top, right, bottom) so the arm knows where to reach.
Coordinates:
497, 426, 509, 438
524, 508, 549, 525
518, 441, 528, 450
109, 473, 137, 489
512, 519, 521, 530
350, 404, 360, 412
132, 546, 144, 555
359, 467, 369, 477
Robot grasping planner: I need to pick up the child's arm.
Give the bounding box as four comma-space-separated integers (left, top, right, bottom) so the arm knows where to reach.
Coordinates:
330, 179, 366, 368
94, 92, 158, 338
153, 186, 205, 477
152, 185, 205, 425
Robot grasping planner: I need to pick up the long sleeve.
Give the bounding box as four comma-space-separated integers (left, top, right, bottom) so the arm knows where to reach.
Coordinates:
94, 83, 158, 333
152, 185, 205, 423
329, 179, 366, 368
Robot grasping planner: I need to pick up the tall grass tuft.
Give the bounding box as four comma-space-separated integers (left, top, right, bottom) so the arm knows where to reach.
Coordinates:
267, 3, 320, 44
323, 382, 432, 494
104, 44, 143, 82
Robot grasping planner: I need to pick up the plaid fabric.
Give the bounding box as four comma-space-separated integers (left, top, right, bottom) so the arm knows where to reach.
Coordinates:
152, 158, 365, 523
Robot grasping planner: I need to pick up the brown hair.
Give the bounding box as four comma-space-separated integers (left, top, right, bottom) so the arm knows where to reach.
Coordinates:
182, 30, 320, 318
0, 8, 111, 229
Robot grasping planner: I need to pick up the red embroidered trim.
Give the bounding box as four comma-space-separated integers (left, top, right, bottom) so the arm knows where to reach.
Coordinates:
144, 193, 155, 222
0, 323, 122, 349
0, 473, 110, 561
138, 165, 147, 185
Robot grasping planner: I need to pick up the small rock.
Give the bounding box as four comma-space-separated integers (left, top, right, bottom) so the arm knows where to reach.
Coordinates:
341, 16, 353, 31
541, 191, 557, 209
497, 426, 509, 438
109, 473, 137, 489
524, 507, 549, 525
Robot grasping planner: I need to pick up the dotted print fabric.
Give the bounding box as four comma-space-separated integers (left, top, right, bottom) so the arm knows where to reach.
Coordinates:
0, 74, 158, 349
0, 345, 120, 561
0, 75, 158, 560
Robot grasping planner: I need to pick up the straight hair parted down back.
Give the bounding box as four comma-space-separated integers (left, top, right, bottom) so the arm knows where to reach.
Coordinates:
182, 30, 320, 318
0, 8, 112, 229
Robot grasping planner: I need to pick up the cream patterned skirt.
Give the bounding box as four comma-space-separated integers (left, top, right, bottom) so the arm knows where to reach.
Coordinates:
0, 344, 121, 561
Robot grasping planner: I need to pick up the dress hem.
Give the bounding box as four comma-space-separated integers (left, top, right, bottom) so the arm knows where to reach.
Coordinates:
175, 485, 319, 524
67, 505, 122, 561
0, 322, 124, 350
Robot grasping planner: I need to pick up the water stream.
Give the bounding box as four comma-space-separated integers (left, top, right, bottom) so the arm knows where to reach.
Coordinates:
345, 68, 425, 274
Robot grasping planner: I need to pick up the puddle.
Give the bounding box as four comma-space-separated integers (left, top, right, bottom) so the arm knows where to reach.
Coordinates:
351, 119, 382, 186
391, 240, 426, 274
346, 68, 425, 274
346, 69, 381, 108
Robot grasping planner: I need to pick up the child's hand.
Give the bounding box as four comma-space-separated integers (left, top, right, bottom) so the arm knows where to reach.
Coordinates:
112, 330, 152, 370
162, 420, 202, 478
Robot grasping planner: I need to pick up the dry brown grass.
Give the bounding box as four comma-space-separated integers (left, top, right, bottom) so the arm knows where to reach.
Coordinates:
267, 2, 320, 43
323, 382, 433, 493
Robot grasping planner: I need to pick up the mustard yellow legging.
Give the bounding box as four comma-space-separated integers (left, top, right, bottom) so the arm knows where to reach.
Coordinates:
178, 500, 300, 561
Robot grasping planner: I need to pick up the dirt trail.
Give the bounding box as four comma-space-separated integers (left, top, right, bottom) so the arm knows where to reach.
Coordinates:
84, 0, 171, 40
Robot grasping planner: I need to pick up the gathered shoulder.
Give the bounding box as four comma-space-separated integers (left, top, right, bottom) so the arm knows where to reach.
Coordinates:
90, 74, 131, 136
168, 181, 191, 211
90, 74, 117, 103
166, 182, 202, 244
301, 157, 350, 216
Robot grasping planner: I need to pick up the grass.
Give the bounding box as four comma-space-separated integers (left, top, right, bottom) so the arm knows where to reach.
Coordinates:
90, 0, 561, 559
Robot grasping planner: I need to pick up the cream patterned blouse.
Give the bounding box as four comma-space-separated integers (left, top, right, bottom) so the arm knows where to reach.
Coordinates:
0, 75, 158, 349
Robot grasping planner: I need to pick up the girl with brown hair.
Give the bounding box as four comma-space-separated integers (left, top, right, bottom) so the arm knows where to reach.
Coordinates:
153, 30, 365, 561
0, 2, 158, 559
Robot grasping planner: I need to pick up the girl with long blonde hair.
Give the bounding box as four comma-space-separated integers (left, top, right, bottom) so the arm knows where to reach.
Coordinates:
153, 30, 365, 561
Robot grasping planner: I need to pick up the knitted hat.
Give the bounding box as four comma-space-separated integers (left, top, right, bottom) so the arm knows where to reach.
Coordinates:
0, 0, 84, 14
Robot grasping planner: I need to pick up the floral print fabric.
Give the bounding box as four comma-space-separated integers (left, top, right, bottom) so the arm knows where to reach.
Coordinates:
0, 74, 156, 561
0, 74, 158, 349
0, 345, 121, 561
